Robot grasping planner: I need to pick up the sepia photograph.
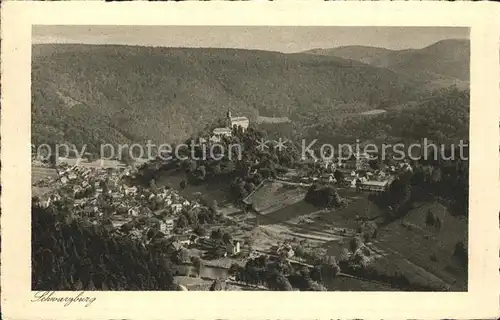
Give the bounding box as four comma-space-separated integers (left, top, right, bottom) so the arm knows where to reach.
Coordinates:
1, 2, 499, 320
30, 25, 470, 292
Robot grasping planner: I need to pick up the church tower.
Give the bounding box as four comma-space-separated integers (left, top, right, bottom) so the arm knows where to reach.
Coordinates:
226, 110, 232, 128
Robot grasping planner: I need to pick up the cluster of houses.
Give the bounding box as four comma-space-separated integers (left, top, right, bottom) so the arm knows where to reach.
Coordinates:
198, 236, 243, 257
35, 162, 207, 237
35, 157, 256, 270
271, 243, 295, 258
277, 153, 418, 193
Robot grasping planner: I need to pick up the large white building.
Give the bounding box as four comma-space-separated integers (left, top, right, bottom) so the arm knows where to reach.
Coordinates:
212, 110, 250, 139
226, 111, 249, 132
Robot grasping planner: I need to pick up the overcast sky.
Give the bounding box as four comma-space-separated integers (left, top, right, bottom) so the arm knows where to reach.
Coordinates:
33, 26, 469, 53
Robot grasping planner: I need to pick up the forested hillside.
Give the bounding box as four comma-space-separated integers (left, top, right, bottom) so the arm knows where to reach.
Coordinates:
32, 203, 177, 290
337, 87, 469, 143
305, 39, 469, 85
32, 44, 435, 152
283, 87, 469, 146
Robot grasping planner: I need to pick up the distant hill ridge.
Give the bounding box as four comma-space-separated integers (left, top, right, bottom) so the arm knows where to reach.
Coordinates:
303, 39, 470, 81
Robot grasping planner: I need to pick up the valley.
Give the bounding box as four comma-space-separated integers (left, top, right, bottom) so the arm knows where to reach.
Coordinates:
31, 37, 470, 292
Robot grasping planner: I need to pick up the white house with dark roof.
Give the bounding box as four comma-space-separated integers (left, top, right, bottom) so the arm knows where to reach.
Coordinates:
212, 127, 232, 138
359, 180, 390, 193
209, 135, 222, 143
226, 239, 241, 256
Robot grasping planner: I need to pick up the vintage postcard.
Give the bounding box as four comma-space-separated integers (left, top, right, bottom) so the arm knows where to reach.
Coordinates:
1, 1, 499, 319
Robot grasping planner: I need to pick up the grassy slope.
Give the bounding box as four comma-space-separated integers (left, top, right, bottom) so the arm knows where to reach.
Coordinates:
250, 186, 467, 290
372, 202, 467, 290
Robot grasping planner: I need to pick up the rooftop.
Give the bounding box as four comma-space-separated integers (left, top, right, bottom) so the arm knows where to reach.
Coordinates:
230, 116, 249, 122
231, 117, 250, 122
213, 127, 232, 134
361, 180, 389, 187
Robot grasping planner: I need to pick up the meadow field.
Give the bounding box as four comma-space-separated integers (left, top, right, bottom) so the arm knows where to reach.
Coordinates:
236, 182, 466, 290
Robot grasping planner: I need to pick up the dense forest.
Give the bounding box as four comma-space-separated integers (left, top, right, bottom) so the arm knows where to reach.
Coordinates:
32, 202, 177, 290
292, 87, 469, 146
30, 42, 469, 153
370, 145, 469, 221
134, 124, 299, 208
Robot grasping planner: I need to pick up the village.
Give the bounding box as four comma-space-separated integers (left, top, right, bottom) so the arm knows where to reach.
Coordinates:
25, 23, 472, 297
31, 111, 421, 291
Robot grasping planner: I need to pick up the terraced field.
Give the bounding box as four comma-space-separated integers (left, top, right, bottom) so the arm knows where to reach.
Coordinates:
246, 181, 307, 213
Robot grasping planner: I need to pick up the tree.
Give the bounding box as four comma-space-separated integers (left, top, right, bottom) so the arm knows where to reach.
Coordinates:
361, 221, 378, 241
179, 180, 187, 190
211, 200, 218, 212
176, 248, 190, 265
400, 183, 412, 205
245, 182, 256, 194
209, 279, 225, 291
333, 170, 345, 185
197, 165, 207, 180
453, 240, 467, 269
425, 210, 435, 226
267, 270, 293, 291
48, 153, 58, 168
190, 256, 202, 275
222, 232, 232, 244
188, 160, 198, 172
259, 167, 273, 179
294, 245, 305, 258
99, 180, 109, 195
323, 256, 341, 279
149, 179, 158, 193
211, 163, 222, 176
434, 216, 442, 230
213, 246, 227, 258
210, 229, 222, 240
120, 147, 136, 167
194, 225, 206, 237
253, 172, 263, 185
229, 263, 241, 278
349, 236, 363, 253
368, 159, 380, 170
431, 167, 442, 184
411, 166, 426, 186
305, 184, 342, 208
175, 214, 189, 229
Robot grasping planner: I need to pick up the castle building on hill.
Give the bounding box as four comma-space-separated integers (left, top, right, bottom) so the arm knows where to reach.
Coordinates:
212, 110, 250, 139
226, 111, 249, 132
